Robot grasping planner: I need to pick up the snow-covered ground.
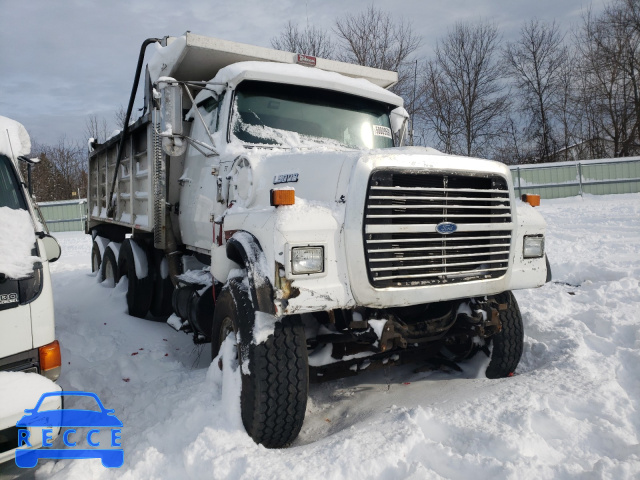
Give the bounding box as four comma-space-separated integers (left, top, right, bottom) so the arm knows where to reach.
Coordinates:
5, 193, 640, 479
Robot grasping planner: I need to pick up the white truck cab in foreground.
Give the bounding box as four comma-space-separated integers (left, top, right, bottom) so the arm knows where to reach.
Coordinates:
0, 116, 62, 464
87, 34, 549, 448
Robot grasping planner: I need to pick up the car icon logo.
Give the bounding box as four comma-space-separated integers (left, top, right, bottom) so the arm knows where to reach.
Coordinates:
15, 391, 123, 469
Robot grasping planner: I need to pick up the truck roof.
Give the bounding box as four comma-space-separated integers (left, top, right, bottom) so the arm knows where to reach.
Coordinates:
193, 61, 403, 107
0, 115, 31, 161
147, 32, 399, 89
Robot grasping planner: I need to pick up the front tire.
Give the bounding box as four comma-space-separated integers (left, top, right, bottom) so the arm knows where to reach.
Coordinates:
212, 278, 309, 448
485, 291, 524, 379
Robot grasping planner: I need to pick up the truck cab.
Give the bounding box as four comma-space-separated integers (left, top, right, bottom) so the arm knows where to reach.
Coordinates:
0, 116, 63, 464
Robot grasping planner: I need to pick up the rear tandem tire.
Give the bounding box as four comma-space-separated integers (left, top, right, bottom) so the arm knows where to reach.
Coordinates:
485, 291, 524, 379
212, 278, 309, 448
91, 240, 102, 273
118, 239, 154, 319
100, 246, 119, 285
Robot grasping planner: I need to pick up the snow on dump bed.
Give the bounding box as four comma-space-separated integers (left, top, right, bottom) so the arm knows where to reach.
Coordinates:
0, 115, 31, 158
0, 207, 39, 278
37, 194, 640, 479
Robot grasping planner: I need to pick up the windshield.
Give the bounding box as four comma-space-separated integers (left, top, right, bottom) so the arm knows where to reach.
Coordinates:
0, 154, 27, 210
232, 80, 394, 149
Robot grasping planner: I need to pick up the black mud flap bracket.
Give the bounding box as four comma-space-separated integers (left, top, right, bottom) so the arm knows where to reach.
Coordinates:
545, 254, 552, 283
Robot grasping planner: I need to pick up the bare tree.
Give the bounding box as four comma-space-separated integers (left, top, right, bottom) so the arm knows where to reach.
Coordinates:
575, 2, 640, 158
490, 115, 540, 165
84, 114, 110, 144
114, 105, 127, 130
25, 138, 87, 201
504, 20, 568, 162
554, 49, 582, 161
271, 21, 335, 58
334, 6, 419, 71
420, 61, 462, 154
334, 6, 421, 120
422, 21, 508, 157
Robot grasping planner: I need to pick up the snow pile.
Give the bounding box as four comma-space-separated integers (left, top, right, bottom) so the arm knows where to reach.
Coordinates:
0, 206, 39, 278
0, 115, 31, 158
29, 193, 640, 479
0, 372, 61, 419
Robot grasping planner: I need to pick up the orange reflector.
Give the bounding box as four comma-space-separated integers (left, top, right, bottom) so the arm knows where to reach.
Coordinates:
39, 340, 61, 372
271, 189, 295, 206
521, 194, 541, 207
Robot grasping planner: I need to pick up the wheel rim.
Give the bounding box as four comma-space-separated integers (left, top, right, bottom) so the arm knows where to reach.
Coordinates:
92, 252, 100, 272
106, 261, 115, 282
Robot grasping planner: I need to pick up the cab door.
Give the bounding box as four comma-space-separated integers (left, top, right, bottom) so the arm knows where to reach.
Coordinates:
178, 93, 225, 252
0, 154, 34, 358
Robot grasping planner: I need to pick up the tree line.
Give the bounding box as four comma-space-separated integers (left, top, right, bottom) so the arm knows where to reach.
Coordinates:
28, 0, 639, 201
21, 108, 125, 202
19, 139, 87, 203
272, 0, 640, 163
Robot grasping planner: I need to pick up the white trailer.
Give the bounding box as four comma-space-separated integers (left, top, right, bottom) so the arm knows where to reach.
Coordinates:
87, 33, 550, 448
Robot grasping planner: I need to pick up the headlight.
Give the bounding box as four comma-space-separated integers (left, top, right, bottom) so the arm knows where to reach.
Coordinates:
523, 235, 544, 258
291, 246, 324, 274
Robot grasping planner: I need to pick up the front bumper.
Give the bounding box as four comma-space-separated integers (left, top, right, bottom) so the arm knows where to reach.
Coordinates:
0, 374, 62, 465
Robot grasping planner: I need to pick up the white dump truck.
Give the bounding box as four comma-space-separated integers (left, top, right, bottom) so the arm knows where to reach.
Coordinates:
87, 33, 550, 448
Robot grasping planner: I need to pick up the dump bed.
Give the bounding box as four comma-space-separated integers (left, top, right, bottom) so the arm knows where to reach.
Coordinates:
87, 114, 157, 234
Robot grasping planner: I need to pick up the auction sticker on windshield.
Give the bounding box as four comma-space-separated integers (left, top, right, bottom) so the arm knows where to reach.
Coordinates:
15, 391, 123, 468
373, 125, 392, 138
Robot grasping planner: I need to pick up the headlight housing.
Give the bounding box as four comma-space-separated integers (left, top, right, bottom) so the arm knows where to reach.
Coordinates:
291, 246, 324, 274
523, 235, 545, 258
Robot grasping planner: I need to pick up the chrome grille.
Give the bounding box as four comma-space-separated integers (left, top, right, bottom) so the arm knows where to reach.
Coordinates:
364, 171, 512, 287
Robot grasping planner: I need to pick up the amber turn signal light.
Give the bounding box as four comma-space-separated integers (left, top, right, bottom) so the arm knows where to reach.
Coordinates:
271, 189, 295, 206
39, 340, 61, 381
521, 194, 541, 207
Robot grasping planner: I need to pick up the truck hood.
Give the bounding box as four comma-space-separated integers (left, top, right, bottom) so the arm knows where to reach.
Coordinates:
232, 148, 362, 208
235, 146, 480, 210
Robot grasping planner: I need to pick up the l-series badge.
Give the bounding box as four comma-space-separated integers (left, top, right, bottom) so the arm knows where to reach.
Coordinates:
273, 173, 299, 185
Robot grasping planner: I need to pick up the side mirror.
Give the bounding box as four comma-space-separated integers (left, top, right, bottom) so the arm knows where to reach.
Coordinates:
39, 234, 61, 263
159, 78, 187, 156
390, 107, 409, 146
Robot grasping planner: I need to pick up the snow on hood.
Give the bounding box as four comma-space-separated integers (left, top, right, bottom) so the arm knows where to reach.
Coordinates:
0, 207, 40, 279
0, 115, 31, 159
0, 372, 61, 420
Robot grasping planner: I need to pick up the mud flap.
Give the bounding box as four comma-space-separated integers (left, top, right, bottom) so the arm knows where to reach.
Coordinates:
226, 231, 276, 327
545, 254, 552, 283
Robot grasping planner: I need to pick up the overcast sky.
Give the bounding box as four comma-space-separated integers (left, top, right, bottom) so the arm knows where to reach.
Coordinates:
0, 0, 606, 147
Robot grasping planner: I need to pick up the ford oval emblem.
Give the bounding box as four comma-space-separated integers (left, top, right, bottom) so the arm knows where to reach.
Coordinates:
436, 222, 457, 234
